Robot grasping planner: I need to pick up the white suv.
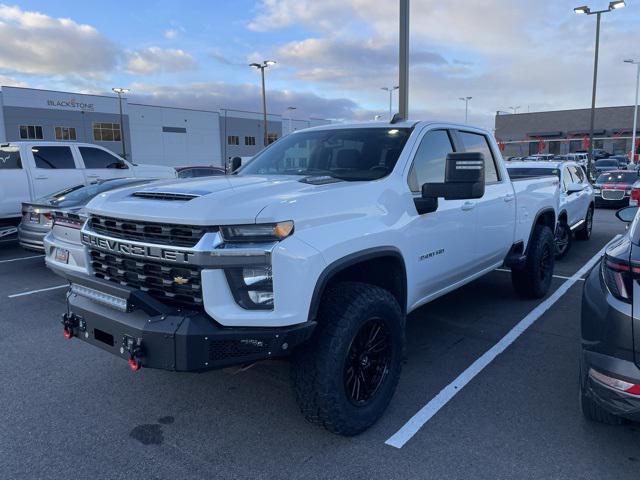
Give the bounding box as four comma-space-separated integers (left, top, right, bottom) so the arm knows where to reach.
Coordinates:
507, 160, 594, 258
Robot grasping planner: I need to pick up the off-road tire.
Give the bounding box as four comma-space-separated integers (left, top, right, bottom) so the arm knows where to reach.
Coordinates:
575, 206, 594, 241
291, 281, 404, 436
554, 221, 572, 260
512, 225, 555, 298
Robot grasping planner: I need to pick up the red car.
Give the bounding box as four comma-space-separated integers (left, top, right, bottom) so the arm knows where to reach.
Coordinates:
594, 170, 640, 208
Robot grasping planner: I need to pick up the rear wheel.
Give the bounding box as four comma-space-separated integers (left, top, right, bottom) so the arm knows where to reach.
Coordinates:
554, 221, 572, 259
576, 206, 594, 241
512, 225, 555, 298
291, 282, 404, 436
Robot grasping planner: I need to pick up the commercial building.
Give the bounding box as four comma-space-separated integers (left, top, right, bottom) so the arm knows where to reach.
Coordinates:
494, 105, 640, 158
0, 86, 329, 168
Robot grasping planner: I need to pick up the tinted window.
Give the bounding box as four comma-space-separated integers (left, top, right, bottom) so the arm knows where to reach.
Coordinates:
177, 168, 194, 178
0, 147, 22, 169
459, 131, 500, 183
507, 167, 560, 179
79, 147, 126, 169
32, 146, 75, 169
41, 179, 153, 207
596, 160, 618, 167
569, 165, 585, 183
194, 168, 223, 177
597, 172, 639, 184
240, 128, 411, 181
408, 130, 454, 192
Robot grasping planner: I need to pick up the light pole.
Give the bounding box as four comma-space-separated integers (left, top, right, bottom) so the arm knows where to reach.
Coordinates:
250, 60, 276, 147
284, 106, 296, 135
509, 106, 521, 114
381, 86, 399, 120
574, 1, 626, 173
398, 0, 409, 120
112, 87, 129, 159
459, 96, 472, 123
624, 59, 640, 163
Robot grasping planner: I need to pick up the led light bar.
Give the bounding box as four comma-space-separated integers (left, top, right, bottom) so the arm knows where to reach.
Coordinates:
70, 283, 128, 312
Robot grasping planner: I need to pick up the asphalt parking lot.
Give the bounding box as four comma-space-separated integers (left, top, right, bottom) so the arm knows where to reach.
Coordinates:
1, 209, 639, 480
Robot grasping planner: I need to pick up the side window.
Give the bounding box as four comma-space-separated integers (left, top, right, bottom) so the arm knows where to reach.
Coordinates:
562, 167, 572, 191
79, 147, 126, 169
179, 168, 194, 178
569, 165, 585, 183
32, 146, 75, 169
0, 148, 21, 169
458, 131, 500, 183
407, 130, 454, 192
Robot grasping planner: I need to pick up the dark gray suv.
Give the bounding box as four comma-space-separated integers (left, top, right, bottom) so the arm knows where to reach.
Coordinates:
581, 206, 640, 424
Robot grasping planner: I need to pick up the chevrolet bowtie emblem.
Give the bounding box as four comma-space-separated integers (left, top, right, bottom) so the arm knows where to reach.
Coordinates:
173, 276, 189, 285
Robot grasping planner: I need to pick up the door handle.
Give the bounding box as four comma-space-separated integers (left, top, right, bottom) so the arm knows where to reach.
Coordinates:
34, 175, 48, 180
504, 193, 515, 202
461, 201, 476, 211
87, 174, 99, 178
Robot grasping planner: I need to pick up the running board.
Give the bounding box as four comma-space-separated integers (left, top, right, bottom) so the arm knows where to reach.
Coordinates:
0, 227, 17, 238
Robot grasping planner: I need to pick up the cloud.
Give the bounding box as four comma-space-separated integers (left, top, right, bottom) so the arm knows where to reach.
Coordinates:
0, 4, 118, 76
164, 28, 179, 39
125, 47, 197, 75
128, 81, 358, 120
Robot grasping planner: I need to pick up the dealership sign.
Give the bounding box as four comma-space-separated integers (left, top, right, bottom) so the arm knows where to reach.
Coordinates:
46, 98, 95, 111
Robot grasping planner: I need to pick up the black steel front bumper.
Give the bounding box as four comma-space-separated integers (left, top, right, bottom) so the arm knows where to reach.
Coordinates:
60, 271, 316, 372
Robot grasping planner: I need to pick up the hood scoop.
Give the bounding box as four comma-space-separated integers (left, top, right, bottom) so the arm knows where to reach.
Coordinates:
131, 191, 200, 201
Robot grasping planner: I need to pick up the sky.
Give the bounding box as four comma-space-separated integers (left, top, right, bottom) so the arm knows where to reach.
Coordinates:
1, 0, 640, 130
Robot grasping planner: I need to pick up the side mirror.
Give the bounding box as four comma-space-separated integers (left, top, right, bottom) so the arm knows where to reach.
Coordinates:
230, 156, 242, 173
616, 206, 638, 223
422, 152, 485, 201
566, 182, 584, 194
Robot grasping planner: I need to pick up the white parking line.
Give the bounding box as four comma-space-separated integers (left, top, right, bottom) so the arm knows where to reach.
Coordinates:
8, 284, 67, 298
0, 254, 44, 264
495, 268, 584, 282
385, 236, 620, 449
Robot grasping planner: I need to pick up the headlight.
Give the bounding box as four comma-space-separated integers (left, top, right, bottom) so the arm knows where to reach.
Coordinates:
220, 221, 294, 243
225, 266, 274, 309
594, 188, 601, 193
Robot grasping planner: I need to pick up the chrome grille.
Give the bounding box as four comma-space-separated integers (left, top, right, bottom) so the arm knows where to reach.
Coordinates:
131, 192, 199, 201
602, 189, 625, 201
89, 249, 202, 309
89, 215, 215, 248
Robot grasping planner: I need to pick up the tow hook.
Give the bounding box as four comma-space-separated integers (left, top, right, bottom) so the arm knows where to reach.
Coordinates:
120, 335, 143, 372
61, 313, 82, 340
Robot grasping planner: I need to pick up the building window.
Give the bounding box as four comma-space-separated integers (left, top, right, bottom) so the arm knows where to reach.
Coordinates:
613, 138, 627, 155
19, 125, 43, 140
55, 126, 77, 141
548, 141, 561, 155
267, 133, 278, 144
227, 135, 239, 145
162, 126, 186, 133
244, 136, 256, 146
93, 122, 121, 142
569, 140, 582, 153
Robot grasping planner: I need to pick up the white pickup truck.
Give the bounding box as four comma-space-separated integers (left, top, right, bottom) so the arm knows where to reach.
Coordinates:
0, 141, 176, 229
55, 121, 559, 435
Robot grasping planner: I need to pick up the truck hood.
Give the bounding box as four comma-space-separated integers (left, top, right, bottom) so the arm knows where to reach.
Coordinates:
84, 174, 356, 225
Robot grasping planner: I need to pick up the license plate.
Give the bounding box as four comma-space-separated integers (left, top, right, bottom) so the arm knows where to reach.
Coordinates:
55, 248, 69, 264
29, 212, 39, 223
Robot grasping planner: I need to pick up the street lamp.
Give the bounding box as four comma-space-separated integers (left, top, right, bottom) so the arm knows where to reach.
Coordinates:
509, 106, 521, 114
381, 86, 399, 121
284, 106, 296, 135
625, 59, 640, 163
573, 1, 626, 173
112, 87, 129, 160
250, 60, 276, 147
459, 96, 472, 123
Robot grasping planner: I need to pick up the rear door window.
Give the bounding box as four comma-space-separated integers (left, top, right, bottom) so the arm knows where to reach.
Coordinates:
458, 131, 500, 183
0, 147, 21, 169
79, 147, 126, 169
32, 146, 76, 169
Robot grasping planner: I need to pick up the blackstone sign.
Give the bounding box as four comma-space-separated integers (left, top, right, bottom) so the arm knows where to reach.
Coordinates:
46, 98, 95, 111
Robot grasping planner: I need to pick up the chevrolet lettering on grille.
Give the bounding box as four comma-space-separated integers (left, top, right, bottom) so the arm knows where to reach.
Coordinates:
81, 233, 194, 264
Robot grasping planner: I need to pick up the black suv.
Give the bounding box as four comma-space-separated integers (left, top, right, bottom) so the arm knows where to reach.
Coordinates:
581, 206, 640, 424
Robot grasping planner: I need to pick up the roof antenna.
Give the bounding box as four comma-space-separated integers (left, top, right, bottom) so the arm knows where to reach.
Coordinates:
390, 113, 403, 124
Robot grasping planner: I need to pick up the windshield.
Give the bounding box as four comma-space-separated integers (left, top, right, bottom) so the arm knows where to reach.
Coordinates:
507, 167, 560, 179
39, 178, 154, 207
596, 172, 638, 184
596, 160, 617, 167
238, 127, 412, 181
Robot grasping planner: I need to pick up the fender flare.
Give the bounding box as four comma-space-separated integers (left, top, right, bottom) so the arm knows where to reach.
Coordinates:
307, 247, 407, 322
526, 207, 556, 254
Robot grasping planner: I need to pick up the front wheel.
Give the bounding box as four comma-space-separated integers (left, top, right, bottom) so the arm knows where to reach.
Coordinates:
291, 282, 404, 436
512, 225, 555, 298
554, 221, 572, 259
575, 206, 593, 241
